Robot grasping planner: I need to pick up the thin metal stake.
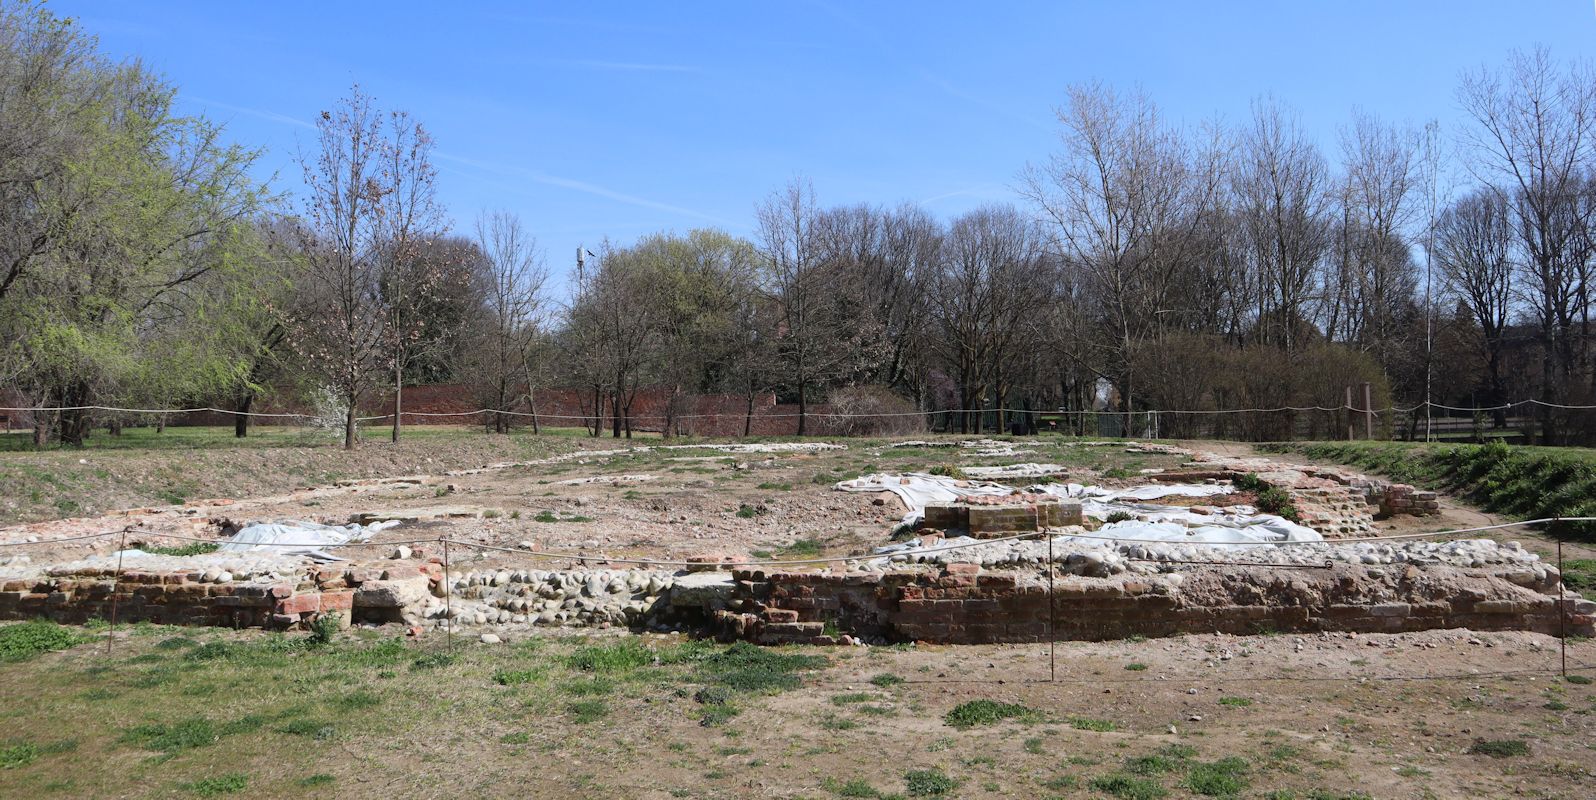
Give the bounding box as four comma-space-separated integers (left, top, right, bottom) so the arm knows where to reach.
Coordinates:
106, 528, 128, 655
441, 537, 453, 652
1558, 535, 1567, 678
1047, 532, 1056, 682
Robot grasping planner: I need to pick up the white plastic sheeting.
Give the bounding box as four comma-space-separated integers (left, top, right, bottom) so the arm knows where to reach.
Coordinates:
216, 519, 401, 562
960, 463, 1070, 479
835, 473, 1323, 546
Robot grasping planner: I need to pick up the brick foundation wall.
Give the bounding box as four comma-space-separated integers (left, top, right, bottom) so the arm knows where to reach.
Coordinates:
0, 561, 442, 630
921, 500, 1084, 538
716, 564, 1595, 645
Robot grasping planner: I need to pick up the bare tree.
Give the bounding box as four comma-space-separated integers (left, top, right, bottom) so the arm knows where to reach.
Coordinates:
1233, 97, 1332, 353
1435, 189, 1516, 417
376, 109, 446, 443
291, 87, 401, 449
1458, 47, 1596, 439
1021, 83, 1220, 420
470, 211, 547, 433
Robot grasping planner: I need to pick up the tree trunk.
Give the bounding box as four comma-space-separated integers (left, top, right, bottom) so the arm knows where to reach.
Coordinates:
796, 381, 807, 436
528, 385, 540, 435
234, 392, 253, 438
744, 385, 755, 437
343, 390, 357, 450
32, 413, 49, 447
391, 357, 402, 444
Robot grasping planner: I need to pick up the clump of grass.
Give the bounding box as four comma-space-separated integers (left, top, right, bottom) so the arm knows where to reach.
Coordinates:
735, 504, 760, 518
332, 690, 382, 711
904, 767, 958, 796
780, 538, 826, 557
1125, 662, 1148, 671
410, 651, 456, 670
822, 776, 900, 798
1218, 696, 1253, 707
1068, 716, 1117, 732
1467, 738, 1529, 758
0, 620, 88, 662
927, 464, 966, 479
1565, 674, 1593, 685
1022, 736, 1044, 754
499, 732, 530, 745
120, 718, 221, 754
1184, 757, 1250, 797
1089, 773, 1167, 800
756, 482, 793, 491
832, 692, 873, 705
870, 673, 904, 687
140, 542, 219, 557
308, 613, 341, 646
493, 669, 545, 686
567, 699, 609, 723
180, 773, 248, 796
0, 739, 75, 770
944, 700, 1041, 729
298, 774, 335, 787
565, 639, 653, 674
1232, 473, 1267, 492
693, 642, 827, 693
276, 719, 335, 740
1254, 487, 1301, 522
1105, 511, 1137, 524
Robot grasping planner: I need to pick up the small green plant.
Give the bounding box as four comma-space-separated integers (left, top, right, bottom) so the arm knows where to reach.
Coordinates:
1089, 773, 1167, 800
1105, 511, 1136, 524
276, 719, 335, 740
532, 510, 560, 523
1023, 736, 1044, 754
871, 672, 904, 687
832, 692, 873, 705
1217, 696, 1253, 707
567, 699, 609, 723
735, 504, 759, 518
181, 773, 248, 797
1232, 473, 1267, 492
0, 620, 87, 662
1254, 487, 1301, 522
1565, 674, 1593, 685
1467, 738, 1529, 758
493, 669, 545, 686
1184, 757, 1249, 796
140, 542, 221, 557
1068, 716, 1117, 732
780, 538, 826, 557
944, 699, 1041, 728
904, 767, 958, 796
298, 774, 335, 787
308, 613, 341, 646
1125, 662, 1147, 671
499, 732, 530, 745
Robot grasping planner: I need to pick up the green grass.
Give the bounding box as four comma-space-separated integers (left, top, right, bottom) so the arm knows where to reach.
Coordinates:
780, 538, 826, 557
1467, 738, 1529, 758
943, 700, 1041, 729
139, 542, 220, 557
1089, 773, 1168, 800
180, 772, 248, 796
566, 699, 609, 723
1184, 757, 1250, 797
1265, 440, 1596, 538
0, 620, 89, 662
870, 673, 904, 687
1217, 696, 1253, 707
903, 767, 958, 796
1068, 716, 1117, 732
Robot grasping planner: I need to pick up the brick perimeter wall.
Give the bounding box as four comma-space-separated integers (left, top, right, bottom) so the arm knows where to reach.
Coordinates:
716, 565, 1595, 645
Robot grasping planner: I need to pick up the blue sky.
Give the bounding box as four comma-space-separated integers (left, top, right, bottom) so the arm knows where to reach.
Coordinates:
54, 1, 1596, 294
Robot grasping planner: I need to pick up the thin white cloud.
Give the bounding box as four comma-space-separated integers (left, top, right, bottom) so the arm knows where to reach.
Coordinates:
181, 95, 316, 130
437, 153, 729, 224
561, 59, 700, 73
918, 185, 1011, 205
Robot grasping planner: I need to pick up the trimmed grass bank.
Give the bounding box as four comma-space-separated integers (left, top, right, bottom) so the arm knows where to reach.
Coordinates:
1261, 441, 1596, 540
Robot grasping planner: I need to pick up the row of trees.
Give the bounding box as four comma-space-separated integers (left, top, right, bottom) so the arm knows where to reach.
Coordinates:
4, 0, 1596, 445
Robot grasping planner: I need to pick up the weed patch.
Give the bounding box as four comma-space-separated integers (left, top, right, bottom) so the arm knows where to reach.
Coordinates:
0, 620, 88, 662
944, 700, 1041, 728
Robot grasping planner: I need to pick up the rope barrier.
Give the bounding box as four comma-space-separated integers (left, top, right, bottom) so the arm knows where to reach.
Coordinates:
5, 397, 1596, 420
5, 517, 1591, 565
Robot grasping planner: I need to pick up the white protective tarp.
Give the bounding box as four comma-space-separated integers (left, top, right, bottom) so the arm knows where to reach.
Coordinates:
836, 473, 1323, 546
216, 519, 400, 562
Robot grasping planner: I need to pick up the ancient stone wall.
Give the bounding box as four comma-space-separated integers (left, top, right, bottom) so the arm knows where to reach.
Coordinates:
716, 563, 1594, 646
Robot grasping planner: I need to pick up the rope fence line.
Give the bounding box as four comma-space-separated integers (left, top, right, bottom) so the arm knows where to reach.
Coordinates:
5, 518, 1592, 566
5, 398, 1596, 421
